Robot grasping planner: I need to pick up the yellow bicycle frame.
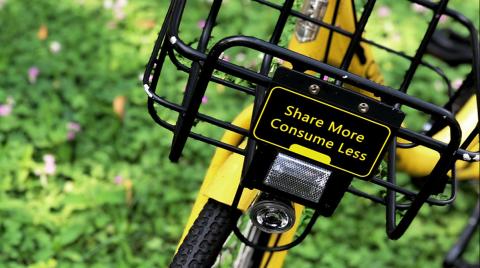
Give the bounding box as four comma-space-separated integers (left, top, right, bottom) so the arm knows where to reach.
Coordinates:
177, 0, 478, 267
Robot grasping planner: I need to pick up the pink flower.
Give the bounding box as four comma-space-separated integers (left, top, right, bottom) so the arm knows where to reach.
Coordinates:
114, 175, 123, 185
28, 66, 40, 84
67, 132, 76, 141
451, 79, 463, 90
220, 53, 230, 62
115, 0, 127, 7
411, 3, 428, 14
322, 75, 329, 81
43, 154, 56, 175
105, 0, 128, 20
197, 20, 206, 29
439, 14, 448, 24
0, 104, 12, 116
377, 6, 391, 18
67, 122, 81, 132
201, 96, 208, 104
49, 41, 62, 54
113, 0, 128, 20
0, 96, 14, 117
66, 121, 81, 141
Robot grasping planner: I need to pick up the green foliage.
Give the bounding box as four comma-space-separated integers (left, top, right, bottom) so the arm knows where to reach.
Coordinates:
286, 183, 479, 267
0, 0, 478, 267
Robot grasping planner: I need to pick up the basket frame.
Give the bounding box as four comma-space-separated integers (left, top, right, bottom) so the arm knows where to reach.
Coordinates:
142, 0, 480, 240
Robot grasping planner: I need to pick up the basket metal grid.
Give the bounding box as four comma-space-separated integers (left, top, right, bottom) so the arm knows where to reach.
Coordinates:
143, 0, 480, 239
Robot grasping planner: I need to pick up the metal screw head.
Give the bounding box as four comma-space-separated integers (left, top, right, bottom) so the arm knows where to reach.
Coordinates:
358, 103, 369, 113
308, 84, 320, 95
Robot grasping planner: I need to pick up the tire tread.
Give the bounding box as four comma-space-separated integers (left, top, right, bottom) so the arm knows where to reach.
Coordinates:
170, 199, 240, 268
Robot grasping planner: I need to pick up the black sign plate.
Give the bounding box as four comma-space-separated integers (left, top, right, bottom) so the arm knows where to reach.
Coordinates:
253, 86, 392, 178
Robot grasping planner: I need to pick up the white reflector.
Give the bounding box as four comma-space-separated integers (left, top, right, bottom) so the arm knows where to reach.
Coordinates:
264, 153, 331, 203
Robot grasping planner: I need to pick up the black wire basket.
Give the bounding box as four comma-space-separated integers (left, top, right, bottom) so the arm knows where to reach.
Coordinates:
143, 0, 479, 239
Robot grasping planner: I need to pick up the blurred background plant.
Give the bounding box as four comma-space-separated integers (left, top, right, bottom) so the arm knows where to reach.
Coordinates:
0, 0, 478, 267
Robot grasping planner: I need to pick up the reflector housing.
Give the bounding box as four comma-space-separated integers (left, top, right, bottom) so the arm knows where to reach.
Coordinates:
264, 153, 331, 203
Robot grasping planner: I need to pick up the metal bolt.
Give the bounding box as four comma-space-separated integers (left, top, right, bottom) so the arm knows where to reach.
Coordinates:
308, 84, 320, 95
358, 103, 369, 113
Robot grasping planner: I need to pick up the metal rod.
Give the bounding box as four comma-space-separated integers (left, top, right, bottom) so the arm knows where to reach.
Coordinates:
399, 0, 449, 93
169, 0, 223, 161
347, 186, 411, 210
167, 48, 256, 95
143, 1, 174, 87
338, 0, 376, 72
443, 199, 480, 267
387, 150, 457, 239
322, 0, 342, 64
386, 140, 398, 235
460, 123, 479, 150
370, 176, 455, 206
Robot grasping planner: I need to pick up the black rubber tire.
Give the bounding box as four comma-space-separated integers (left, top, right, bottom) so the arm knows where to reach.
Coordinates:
170, 199, 241, 268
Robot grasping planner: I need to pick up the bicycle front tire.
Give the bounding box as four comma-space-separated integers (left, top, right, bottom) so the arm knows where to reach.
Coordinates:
170, 199, 241, 267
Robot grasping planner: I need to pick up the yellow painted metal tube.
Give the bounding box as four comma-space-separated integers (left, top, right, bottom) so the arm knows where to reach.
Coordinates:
397, 95, 479, 180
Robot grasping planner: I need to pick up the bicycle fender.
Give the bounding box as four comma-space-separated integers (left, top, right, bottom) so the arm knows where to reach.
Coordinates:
202, 139, 259, 210
196, 103, 258, 211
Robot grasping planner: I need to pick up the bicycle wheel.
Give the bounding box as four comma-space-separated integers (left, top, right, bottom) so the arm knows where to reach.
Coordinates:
171, 199, 272, 268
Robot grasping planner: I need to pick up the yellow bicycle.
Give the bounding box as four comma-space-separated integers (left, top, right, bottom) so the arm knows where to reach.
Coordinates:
143, 0, 479, 267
